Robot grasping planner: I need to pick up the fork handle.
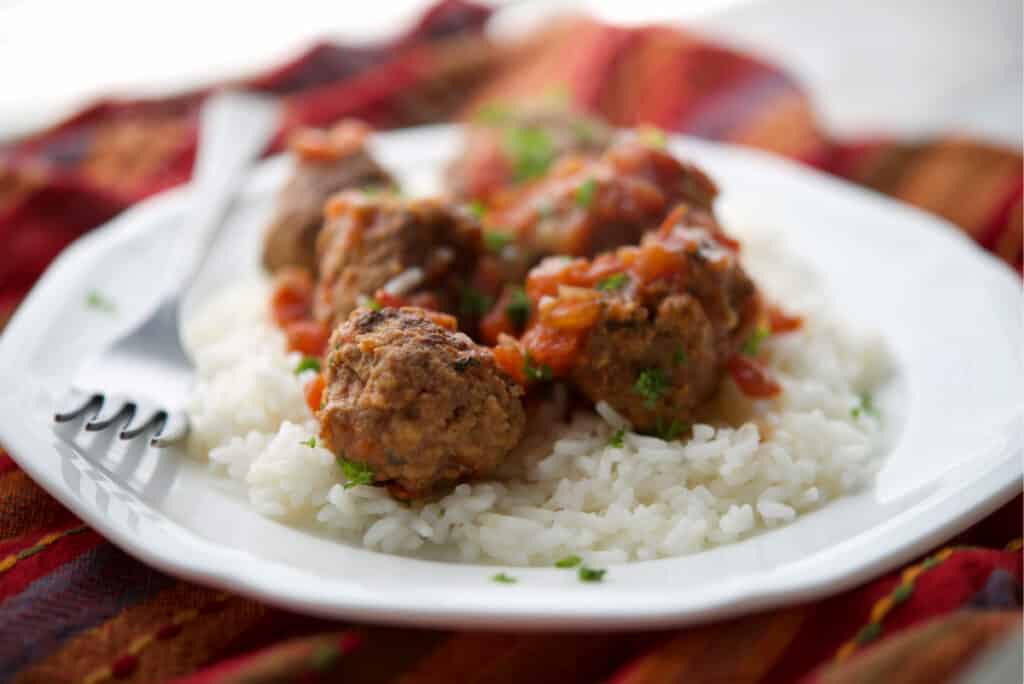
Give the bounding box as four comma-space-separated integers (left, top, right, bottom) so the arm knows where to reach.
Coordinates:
163, 91, 282, 299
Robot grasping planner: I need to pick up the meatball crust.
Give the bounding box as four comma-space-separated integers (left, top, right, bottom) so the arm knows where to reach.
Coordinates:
318, 307, 526, 498
570, 293, 720, 429
262, 121, 395, 274
314, 193, 481, 327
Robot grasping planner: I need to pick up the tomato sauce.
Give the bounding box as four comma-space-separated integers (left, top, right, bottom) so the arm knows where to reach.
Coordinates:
727, 355, 781, 398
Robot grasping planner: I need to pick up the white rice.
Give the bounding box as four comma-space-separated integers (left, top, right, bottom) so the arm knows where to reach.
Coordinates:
184, 229, 890, 566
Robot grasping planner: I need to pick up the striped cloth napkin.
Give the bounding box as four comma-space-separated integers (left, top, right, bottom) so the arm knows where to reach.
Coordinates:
0, 2, 1019, 682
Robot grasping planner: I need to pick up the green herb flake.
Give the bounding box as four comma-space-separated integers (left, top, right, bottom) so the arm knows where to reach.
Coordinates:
654, 416, 686, 442
638, 125, 668, 149
523, 351, 553, 383
851, 393, 880, 419
468, 200, 488, 219
673, 346, 688, 366
475, 102, 511, 125
505, 287, 531, 331
484, 230, 514, 253
555, 555, 582, 569
608, 429, 625, 449
574, 178, 598, 209
85, 290, 116, 313
365, 297, 383, 311
492, 572, 517, 584
300, 436, 318, 448
294, 356, 321, 375
452, 356, 479, 373
633, 368, 670, 409
504, 126, 555, 181
459, 286, 494, 318
338, 458, 374, 489
578, 566, 607, 583
595, 272, 629, 292
741, 325, 771, 357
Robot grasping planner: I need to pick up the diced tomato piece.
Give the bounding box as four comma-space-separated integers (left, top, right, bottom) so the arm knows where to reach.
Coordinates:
480, 297, 515, 346
728, 355, 782, 398
768, 305, 803, 333
538, 290, 601, 331
305, 373, 326, 414
493, 339, 527, 385
521, 325, 581, 376
373, 290, 407, 309
526, 257, 586, 300
420, 310, 458, 331
270, 268, 314, 327
286, 320, 330, 356
631, 241, 684, 284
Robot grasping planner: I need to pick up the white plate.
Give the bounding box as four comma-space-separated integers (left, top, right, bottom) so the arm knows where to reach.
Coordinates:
0, 125, 1020, 630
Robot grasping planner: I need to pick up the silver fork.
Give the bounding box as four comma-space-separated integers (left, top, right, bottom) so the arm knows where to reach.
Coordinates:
54, 91, 281, 446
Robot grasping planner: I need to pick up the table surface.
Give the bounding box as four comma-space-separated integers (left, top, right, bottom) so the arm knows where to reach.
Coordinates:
0, 0, 1020, 145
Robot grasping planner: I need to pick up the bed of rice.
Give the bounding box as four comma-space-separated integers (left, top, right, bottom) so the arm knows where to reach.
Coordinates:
184, 228, 890, 566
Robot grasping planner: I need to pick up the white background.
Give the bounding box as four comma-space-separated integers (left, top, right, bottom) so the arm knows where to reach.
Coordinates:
0, 0, 1020, 145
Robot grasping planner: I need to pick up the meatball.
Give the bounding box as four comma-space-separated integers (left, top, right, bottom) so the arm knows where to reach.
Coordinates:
318, 307, 526, 498
262, 120, 395, 273
486, 137, 719, 262
314, 192, 481, 327
447, 105, 613, 200
495, 205, 757, 433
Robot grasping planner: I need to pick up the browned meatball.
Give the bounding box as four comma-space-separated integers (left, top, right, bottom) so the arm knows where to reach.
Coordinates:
447, 105, 613, 200
498, 205, 758, 433
262, 121, 395, 273
313, 193, 482, 327
318, 307, 526, 498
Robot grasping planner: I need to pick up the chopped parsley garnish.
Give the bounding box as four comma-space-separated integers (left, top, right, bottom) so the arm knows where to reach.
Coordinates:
638, 125, 667, 149
459, 286, 494, 318
523, 351, 552, 383
468, 200, 488, 219
595, 272, 629, 292
85, 290, 116, 313
555, 555, 583, 568
654, 416, 686, 442
484, 230, 514, 253
851, 393, 880, 419
575, 178, 597, 208
365, 297, 382, 311
504, 126, 555, 181
673, 345, 688, 366
452, 356, 479, 373
741, 325, 771, 357
338, 458, 374, 489
294, 356, 321, 375
609, 429, 625, 449
300, 436, 318, 448
492, 572, 517, 584
578, 566, 606, 583
633, 368, 670, 409
475, 102, 511, 125
505, 287, 531, 330
571, 119, 598, 144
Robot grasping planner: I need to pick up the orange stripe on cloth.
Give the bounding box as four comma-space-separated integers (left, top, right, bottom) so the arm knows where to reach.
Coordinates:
12, 583, 267, 684
607, 606, 808, 684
